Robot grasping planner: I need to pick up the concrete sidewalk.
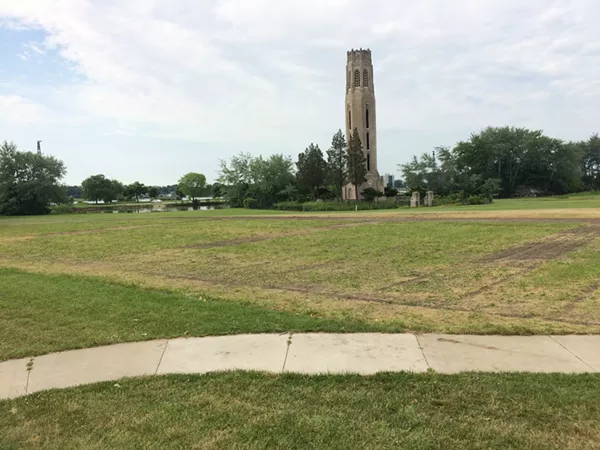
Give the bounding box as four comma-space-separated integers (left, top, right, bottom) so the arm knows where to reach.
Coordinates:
2, 333, 599, 400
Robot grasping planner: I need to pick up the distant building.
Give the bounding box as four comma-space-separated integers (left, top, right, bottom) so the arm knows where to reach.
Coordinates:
384, 173, 395, 188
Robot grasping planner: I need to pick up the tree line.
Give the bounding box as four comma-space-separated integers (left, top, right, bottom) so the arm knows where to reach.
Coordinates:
2, 124, 599, 215
217, 128, 388, 208
77, 173, 217, 204
401, 126, 600, 200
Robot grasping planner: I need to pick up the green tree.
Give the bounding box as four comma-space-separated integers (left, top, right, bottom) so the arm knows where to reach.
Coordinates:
479, 178, 500, 202
296, 143, 327, 201
393, 179, 405, 189
217, 152, 253, 207
400, 149, 450, 195
65, 185, 82, 198
0, 141, 67, 215
384, 187, 398, 197
580, 134, 600, 190
148, 186, 159, 200
218, 152, 253, 186
125, 182, 147, 202
327, 130, 347, 200
178, 173, 207, 201
82, 175, 122, 203
218, 152, 295, 208
451, 126, 581, 197
248, 154, 295, 207
346, 128, 367, 201
362, 187, 384, 202
211, 183, 224, 198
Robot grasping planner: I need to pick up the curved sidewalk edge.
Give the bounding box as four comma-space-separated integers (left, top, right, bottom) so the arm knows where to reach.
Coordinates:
2, 333, 599, 400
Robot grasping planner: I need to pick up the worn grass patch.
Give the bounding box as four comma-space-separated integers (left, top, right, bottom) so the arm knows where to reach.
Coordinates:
2, 210, 600, 339
2, 372, 600, 449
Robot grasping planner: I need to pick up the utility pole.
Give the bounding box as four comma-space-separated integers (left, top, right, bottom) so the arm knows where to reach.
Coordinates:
37, 140, 42, 155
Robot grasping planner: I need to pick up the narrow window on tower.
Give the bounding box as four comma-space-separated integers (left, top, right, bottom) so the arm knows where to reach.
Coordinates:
367, 153, 371, 171
354, 70, 360, 87
366, 132, 370, 150
363, 69, 369, 87
348, 110, 351, 129
366, 108, 369, 129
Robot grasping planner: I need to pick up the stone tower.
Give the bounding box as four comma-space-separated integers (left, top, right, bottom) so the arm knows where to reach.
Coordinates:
343, 48, 385, 200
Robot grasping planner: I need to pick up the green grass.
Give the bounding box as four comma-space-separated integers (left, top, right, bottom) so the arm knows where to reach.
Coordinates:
431, 192, 600, 211
2, 372, 600, 449
1, 198, 600, 356
0, 268, 385, 361
3, 213, 596, 335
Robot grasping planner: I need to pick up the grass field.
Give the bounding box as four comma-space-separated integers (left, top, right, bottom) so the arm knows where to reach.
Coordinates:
2, 372, 600, 449
1, 195, 600, 360
2, 196, 600, 448
0, 268, 385, 360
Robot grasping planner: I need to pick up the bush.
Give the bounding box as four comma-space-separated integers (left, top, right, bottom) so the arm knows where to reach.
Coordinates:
273, 199, 400, 212
51, 204, 75, 215
273, 201, 303, 211
243, 197, 258, 209
466, 195, 488, 205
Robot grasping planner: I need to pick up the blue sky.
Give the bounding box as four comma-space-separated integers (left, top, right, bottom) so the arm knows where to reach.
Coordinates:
1, 0, 599, 186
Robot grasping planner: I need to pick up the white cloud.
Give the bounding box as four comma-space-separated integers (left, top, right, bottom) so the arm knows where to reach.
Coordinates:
0, 95, 54, 125
1, 0, 599, 182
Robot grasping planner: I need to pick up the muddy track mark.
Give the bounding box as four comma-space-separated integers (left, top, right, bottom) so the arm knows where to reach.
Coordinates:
563, 282, 600, 313
481, 226, 600, 263
379, 276, 429, 291
152, 272, 600, 327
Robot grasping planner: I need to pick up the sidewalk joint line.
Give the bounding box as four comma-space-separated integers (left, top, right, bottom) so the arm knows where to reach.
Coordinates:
281, 333, 293, 373
155, 341, 169, 375
549, 336, 596, 372
414, 334, 431, 370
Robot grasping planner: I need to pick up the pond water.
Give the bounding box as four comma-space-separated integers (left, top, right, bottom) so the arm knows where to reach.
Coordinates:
109, 205, 229, 214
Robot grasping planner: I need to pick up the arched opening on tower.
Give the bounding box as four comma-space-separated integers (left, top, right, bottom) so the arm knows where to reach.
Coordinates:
366, 108, 369, 129
354, 70, 360, 87
363, 69, 369, 87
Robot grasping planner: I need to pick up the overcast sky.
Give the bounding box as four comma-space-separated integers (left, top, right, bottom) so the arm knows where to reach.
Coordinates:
1, 1, 599, 186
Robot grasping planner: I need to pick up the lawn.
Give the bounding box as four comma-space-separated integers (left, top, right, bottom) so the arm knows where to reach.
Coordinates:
1, 198, 600, 359
0, 268, 385, 361
1, 372, 599, 449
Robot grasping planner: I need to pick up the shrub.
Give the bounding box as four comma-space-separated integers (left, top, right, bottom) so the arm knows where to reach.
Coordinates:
273, 199, 400, 212
273, 201, 303, 211
51, 204, 75, 215
466, 195, 488, 205
362, 188, 384, 202
243, 197, 258, 209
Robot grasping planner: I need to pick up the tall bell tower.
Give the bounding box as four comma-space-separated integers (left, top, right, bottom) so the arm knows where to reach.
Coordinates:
343, 48, 385, 200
